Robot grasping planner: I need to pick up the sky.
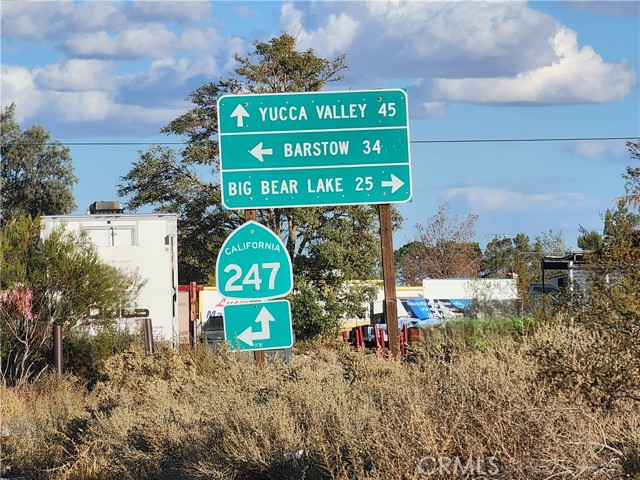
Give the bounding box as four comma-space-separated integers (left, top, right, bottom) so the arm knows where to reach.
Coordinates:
2, 0, 639, 252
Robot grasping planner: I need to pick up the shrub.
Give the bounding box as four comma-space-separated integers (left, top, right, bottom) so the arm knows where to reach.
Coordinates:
533, 203, 640, 409
2, 338, 638, 479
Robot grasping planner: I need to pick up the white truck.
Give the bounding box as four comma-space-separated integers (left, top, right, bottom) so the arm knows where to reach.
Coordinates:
41, 203, 179, 344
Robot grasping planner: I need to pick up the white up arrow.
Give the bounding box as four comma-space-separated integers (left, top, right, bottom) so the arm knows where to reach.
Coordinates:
381, 174, 404, 193
237, 306, 275, 346
250, 142, 273, 162
230, 104, 250, 127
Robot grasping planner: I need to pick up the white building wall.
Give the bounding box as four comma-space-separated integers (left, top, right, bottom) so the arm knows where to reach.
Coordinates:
41, 214, 179, 344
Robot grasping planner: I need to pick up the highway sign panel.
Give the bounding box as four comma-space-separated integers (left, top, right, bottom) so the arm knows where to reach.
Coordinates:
217, 89, 411, 209
223, 300, 293, 351
216, 221, 293, 300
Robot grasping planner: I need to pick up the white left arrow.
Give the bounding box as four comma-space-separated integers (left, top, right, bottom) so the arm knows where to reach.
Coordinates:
381, 174, 404, 193
237, 307, 275, 347
250, 142, 273, 162
230, 104, 250, 127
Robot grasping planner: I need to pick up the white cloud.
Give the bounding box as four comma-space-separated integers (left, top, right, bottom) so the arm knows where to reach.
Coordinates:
365, 1, 556, 68
0, 1, 211, 40
442, 186, 593, 213
280, 2, 359, 57
47, 90, 183, 125
49, 91, 114, 122
298, 1, 559, 79
130, 2, 212, 22
283, 2, 636, 107
1, 62, 183, 127
181, 28, 224, 51
571, 140, 630, 161
33, 59, 115, 92
431, 28, 636, 104
0, 1, 73, 39
141, 56, 218, 85
64, 24, 180, 59
413, 102, 447, 117
0, 65, 43, 121
232, 5, 258, 18
63, 24, 225, 60
68, 2, 128, 32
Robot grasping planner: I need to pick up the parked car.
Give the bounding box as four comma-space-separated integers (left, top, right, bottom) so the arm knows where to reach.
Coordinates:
201, 315, 224, 346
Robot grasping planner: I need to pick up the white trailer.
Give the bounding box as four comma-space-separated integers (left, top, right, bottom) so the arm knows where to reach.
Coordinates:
422, 278, 518, 319
41, 210, 179, 344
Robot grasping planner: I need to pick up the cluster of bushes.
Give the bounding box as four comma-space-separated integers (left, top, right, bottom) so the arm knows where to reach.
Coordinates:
2, 325, 638, 479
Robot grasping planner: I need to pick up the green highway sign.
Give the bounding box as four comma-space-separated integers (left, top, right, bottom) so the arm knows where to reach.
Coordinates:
223, 300, 293, 352
217, 89, 411, 209
216, 221, 293, 300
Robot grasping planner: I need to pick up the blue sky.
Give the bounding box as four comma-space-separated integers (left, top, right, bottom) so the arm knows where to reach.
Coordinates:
2, 1, 639, 251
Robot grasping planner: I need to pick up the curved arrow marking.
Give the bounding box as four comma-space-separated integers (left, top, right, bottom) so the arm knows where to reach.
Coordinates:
250, 142, 273, 162
230, 104, 250, 127
237, 306, 275, 346
381, 174, 404, 193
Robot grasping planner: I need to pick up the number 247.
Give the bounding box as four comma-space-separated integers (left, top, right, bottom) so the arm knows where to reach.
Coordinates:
224, 262, 280, 291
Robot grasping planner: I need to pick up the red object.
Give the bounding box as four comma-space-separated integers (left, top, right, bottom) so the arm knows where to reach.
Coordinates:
181, 282, 203, 349
356, 326, 364, 349
379, 327, 386, 358
408, 327, 421, 342
401, 324, 408, 356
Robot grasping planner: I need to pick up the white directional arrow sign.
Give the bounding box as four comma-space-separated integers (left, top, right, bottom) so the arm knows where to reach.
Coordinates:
249, 142, 273, 162
381, 174, 405, 193
223, 300, 292, 352
230, 104, 250, 127
237, 306, 274, 346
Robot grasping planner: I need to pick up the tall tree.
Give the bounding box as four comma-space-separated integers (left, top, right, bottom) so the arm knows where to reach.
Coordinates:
1, 104, 77, 226
404, 203, 481, 279
481, 236, 515, 278
118, 33, 389, 339
394, 241, 428, 286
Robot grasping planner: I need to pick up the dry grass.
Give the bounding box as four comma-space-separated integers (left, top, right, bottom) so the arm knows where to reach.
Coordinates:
1, 328, 639, 480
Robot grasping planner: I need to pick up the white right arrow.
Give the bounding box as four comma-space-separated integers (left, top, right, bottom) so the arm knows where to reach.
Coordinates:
381, 174, 404, 193
237, 306, 275, 347
230, 104, 250, 127
249, 142, 273, 162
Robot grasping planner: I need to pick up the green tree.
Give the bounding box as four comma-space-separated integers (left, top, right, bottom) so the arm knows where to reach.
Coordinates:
576, 226, 604, 251
533, 229, 567, 256
1, 104, 77, 226
603, 200, 640, 243
481, 236, 515, 278
0, 215, 143, 385
511, 233, 538, 280
394, 241, 428, 286
536, 142, 640, 408
118, 33, 388, 339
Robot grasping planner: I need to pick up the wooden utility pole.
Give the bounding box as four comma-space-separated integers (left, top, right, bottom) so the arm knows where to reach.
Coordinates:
245, 209, 266, 366
378, 204, 400, 357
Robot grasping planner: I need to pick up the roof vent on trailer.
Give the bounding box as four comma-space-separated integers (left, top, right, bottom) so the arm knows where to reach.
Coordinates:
88, 201, 124, 215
